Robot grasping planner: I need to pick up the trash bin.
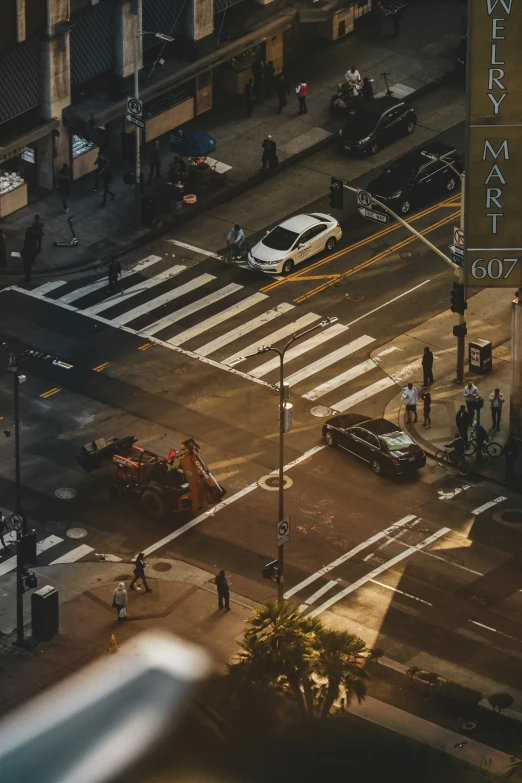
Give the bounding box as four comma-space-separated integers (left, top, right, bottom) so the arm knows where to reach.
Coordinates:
31, 585, 59, 641
469, 339, 492, 374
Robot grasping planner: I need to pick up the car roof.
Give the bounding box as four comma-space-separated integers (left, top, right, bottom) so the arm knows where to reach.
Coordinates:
325, 415, 403, 436
363, 419, 404, 436
387, 142, 458, 173
279, 214, 319, 233
342, 97, 407, 131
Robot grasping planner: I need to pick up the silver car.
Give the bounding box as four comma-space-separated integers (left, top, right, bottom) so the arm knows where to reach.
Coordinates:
247, 213, 342, 275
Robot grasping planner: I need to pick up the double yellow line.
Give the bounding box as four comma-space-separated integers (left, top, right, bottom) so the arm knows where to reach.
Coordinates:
260, 194, 461, 297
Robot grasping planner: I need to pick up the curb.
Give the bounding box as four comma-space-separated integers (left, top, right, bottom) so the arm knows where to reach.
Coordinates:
0, 72, 453, 283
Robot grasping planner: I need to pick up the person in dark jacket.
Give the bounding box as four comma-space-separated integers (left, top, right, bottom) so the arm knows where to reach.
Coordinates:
276, 74, 289, 114
252, 59, 264, 95
264, 61, 276, 98
57, 164, 71, 213
456, 404, 471, 443
215, 569, 230, 610
261, 135, 277, 170
30, 214, 44, 254
422, 346, 434, 387
130, 553, 152, 592
245, 78, 256, 117
100, 164, 116, 207
93, 152, 108, 192
361, 77, 374, 101
21, 239, 37, 283
0, 229, 6, 268
504, 438, 520, 481
392, 8, 403, 37
107, 256, 122, 294
149, 140, 161, 182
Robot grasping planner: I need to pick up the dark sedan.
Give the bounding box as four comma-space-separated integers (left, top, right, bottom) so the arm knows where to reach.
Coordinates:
322, 414, 426, 476
366, 142, 463, 216
339, 97, 416, 156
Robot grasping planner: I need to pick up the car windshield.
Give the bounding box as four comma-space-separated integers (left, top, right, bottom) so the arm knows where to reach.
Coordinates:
263, 226, 299, 250
384, 158, 419, 180
381, 432, 413, 450
353, 111, 380, 136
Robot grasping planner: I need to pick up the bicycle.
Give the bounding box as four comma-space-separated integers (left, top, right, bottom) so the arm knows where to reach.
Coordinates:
463, 432, 503, 458
222, 239, 250, 266
435, 447, 470, 476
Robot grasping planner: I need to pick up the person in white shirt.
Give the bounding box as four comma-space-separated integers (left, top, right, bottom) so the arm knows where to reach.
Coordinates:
489, 388, 505, 431
345, 66, 361, 85
401, 382, 419, 424
463, 381, 479, 420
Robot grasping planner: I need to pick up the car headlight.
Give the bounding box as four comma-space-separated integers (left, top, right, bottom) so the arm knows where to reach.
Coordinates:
339, 129, 343, 137
356, 136, 371, 146
392, 190, 404, 198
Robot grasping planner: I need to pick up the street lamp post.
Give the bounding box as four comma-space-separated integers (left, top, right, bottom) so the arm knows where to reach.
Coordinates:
228, 316, 338, 602
132, 18, 175, 227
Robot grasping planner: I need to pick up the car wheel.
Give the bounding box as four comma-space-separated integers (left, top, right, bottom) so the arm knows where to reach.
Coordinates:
325, 236, 337, 252
370, 141, 379, 155
446, 177, 457, 191
406, 121, 416, 134
371, 458, 382, 475
325, 430, 335, 447
400, 200, 411, 215
282, 258, 294, 275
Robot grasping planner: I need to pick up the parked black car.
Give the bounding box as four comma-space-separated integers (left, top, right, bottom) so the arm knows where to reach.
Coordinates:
339, 97, 416, 156
366, 142, 463, 216
322, 414, 426, 476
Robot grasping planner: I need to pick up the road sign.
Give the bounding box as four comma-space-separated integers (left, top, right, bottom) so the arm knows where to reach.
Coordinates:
127, 97, 142, 117
357, 189, 372, 208
277, 516, 290, 547
453, 226, 464, 249
126, 114, 145, 130
448, 245, 464, 267
358, 206, 389, 225
9, 512, 23, 532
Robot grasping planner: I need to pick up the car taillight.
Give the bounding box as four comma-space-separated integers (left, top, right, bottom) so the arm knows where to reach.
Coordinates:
336, 222, 340, 227
391, 458, 400, 465
421, 450, 425, 456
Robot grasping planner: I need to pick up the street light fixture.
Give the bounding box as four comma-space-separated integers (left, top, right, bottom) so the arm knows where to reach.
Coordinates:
1, 343, 70, 646
133, 22, 175, 227
228, 316, 338, 601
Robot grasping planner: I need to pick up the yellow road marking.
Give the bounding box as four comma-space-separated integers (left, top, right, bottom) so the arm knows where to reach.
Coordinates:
294, 210, 459, 303
93, 362, 113, 372
260, 195, 461, 294
138, 343, 153, 351
40, 387, 61, 399
291, 275, 342, 280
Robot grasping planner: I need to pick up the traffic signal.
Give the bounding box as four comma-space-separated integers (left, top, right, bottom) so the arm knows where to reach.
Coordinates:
22, 570, 37, 592
329, 177, 344, 210
450, 283, 467, 315
263, 560, 280, 582
453, 323, 467, 338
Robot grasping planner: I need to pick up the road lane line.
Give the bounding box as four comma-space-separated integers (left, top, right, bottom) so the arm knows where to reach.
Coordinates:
330, 376, 397, 412
471, 497, 507, 515
303, 358, 376, 401
196, 303, 295, 357
168, 292, 268, 347
223, 313, 320, 366
49, 544, 95, 564
304, 579, 338, 605
142, 283, 241, 335
284, 514, 417, 599
0, 536, 64, 578
345, 280, 431, 327
57, 256, 163, 304
167, 239, 222, 259
84, 265, 186, 315
33, 281, 68, 295
114, 274, 217, 327
418, 548, 483, 576
249, 323, 348, 378
40, 387, 61, 399
142, 444, 326, 556
307, 527, 450, 618
285, 335, 375, 388
369, 578, 433, 606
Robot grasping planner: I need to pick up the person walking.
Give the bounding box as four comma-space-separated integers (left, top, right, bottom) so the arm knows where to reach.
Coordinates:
108, 256, 122, 294
252, 59, 264, 96
130, 552, 152, 592
0, 512, 10, 553
401, 382, 418, 424
422, 346, 434, 387
374, 0, 388, 36
422, 391, 431, 428
361, 77, 374, 101
296, 81, 308, 114
57, 164, 71, 213
392, 8, 403, 37
30, 215, 44, 254
276, 74, 289, 114
100, 164, 116, 207
148, 140, 161, 183
456, 404, 471, 443
504, 438, 520, 482
245, 78, 256, 117
489, 388, 505, 431
93, 152, 108, 192
0, 228, 6, 268
215, 569, 230, 611
261, 135, 277, 170
463, 380, 479, 420
113, 582, 128, 620
21, 237, 37, 283
264, 60, 276, 98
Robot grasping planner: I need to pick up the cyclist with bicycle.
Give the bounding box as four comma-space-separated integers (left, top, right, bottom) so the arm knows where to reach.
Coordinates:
227, 224, 245, 260
444, 435, 466, 458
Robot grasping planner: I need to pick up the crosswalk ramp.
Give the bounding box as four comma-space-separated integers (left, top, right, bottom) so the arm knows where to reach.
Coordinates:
0, 531, 119, 577
9, 255, 408, 413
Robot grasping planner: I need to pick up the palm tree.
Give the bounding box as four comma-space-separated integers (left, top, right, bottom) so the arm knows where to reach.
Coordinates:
313, 628, 369, 719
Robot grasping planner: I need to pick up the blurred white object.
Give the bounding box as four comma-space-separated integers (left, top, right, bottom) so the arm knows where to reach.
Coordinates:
0, 632, 210, 783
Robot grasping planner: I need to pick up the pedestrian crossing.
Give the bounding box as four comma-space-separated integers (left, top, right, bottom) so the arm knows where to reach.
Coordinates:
0, 530, 103, 579
8, 254, 410, 414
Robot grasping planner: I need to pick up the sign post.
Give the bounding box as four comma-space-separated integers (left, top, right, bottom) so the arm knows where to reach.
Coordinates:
277, 516, 290, 547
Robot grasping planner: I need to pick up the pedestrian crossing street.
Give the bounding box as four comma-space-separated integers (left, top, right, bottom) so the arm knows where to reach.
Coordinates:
11, 254, 406, 413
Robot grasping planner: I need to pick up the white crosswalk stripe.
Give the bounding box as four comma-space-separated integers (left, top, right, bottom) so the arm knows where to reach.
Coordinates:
115, 273, 216, 327
57, 255, 163, 304
168, 292, 268, 347
330, 376, 398, 413
223, 313, 321, 365
84, 265, 186, 315
303, 358, 376, 401
196, 302, 295, 357
285, 335, 375, 388
49, 544, 95, 564
250, 323, 347, 378
0, 534, 113, 577
143, 282, 242, 336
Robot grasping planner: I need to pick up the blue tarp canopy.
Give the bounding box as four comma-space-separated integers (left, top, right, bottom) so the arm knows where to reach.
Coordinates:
170, 130, 217, 157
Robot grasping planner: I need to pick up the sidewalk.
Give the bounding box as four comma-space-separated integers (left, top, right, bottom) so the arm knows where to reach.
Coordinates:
377, 288, 522, 490
0, 0, 462, 280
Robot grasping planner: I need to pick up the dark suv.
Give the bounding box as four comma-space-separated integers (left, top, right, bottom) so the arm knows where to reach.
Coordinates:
339, 97, 416, 156
366, 142, 463, 215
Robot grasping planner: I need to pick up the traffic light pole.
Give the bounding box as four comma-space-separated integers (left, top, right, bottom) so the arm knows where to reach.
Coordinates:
456, 172, 466, 384
133, 19, 142, 229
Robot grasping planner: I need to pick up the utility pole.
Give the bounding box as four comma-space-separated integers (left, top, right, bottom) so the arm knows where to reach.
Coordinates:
133, 17, 142, 228
455, 171, 466, 383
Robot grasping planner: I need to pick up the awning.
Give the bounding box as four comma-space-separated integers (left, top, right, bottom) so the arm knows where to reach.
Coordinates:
0, 117, 60, 164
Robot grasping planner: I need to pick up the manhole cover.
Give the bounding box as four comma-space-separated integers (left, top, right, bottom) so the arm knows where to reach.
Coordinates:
258, 474, 293, 492
311, 405, 333, 418
55, 488, 76, 500
153, 562, 172, 572
499, 510, 522, 524
400, 250, 420, 260
66, 527, 88, 540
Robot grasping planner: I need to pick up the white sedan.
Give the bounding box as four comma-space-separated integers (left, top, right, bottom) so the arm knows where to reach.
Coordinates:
247, 213, 342, 275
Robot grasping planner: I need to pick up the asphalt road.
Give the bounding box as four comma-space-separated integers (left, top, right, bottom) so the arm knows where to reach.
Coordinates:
2, 114, 522, 698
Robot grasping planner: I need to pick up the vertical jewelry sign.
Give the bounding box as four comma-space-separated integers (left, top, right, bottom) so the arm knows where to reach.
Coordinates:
465, 0, 522, 288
